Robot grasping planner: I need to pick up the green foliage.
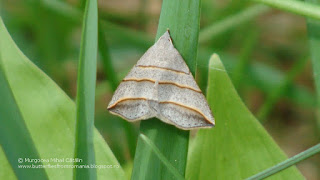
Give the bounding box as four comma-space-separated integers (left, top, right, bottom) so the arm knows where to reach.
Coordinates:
307, 0, 320, 128
0, 53, 48, 180
247, 143, 320, 179
186, 54, 304, 180
0, 18, 125, 180
253, 0, 320, 20
2, 0, 320, 179
73, 0, 98, 179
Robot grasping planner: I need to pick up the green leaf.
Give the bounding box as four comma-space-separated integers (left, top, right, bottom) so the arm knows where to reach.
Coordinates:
252, 0, 320, 20
306, 0, 320, 129
73, 0, 98, 179
0, 17, 125, 180
186, 54, 304, 180
0, 53, 48, 180
131, 0, 201, 179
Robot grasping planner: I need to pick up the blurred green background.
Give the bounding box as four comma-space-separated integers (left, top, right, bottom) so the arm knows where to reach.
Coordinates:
1, 0, 319, 179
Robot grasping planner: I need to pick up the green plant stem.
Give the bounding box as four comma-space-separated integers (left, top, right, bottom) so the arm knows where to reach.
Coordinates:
73, 0, 98, 179
131, 0, 201, 179
252, 0, 320, 20
199, 5, 269, 44
246, 143, 320, 180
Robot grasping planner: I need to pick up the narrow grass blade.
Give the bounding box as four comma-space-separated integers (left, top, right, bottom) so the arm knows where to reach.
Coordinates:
199, 5, 269, 44
73, 0, 98, 179
252, 0, 320, 20
131, 0, 201, 179
246, 143, 320, 180
306, 0, 320, 130
0, 55, 48, 180
186, 54, 303, 179
257, 57, 309, 121
139, 134, 185, 180
0, 17, 125, 180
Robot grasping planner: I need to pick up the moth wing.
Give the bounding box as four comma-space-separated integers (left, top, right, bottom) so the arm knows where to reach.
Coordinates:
156, 73, 215, 130
107, 76, 156, 121
136, 31, 190, 74
107, 30, 215, 130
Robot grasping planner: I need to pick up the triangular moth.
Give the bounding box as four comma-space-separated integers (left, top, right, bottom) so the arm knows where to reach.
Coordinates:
107, 30, 215, 130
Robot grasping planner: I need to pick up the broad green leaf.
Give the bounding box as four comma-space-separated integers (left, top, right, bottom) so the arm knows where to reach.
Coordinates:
0, 53, 48, 180
73, 0, 98, 179
186, 54, 303, 180
0, 18, 125, 180
132, 0, 201, 179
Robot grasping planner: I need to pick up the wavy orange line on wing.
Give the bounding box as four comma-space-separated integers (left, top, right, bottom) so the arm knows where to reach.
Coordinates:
108, 98, 213, 125
159, 101, 214, 125
136, 65, 189, 75
122, 78, 201, 93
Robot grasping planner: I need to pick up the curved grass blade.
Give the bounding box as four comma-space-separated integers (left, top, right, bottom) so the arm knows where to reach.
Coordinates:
131, 0, 201, 179
252, 0, 320, 20
0, 55, 48, 180
246, 143, 320, 180
0, 17, 125, 180
186, 54, 303, 180
73, 0, 98, 179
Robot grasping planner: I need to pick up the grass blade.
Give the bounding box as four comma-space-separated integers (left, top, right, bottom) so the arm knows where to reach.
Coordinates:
252, 0, 320, 20
306, 0, 320, 130
73, 0, 98, 179
131, 0, 201, 179
186, 54, 303, 179
246, 143, 320, 180
0, 53, 48, 180
139, 134, 185, 180
199, 5, 269, 44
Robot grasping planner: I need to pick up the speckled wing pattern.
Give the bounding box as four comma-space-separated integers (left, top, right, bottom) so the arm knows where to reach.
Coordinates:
107, 31, 215, 130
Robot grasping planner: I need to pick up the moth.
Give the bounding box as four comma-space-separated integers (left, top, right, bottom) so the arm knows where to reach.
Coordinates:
107, 30, 215, 130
